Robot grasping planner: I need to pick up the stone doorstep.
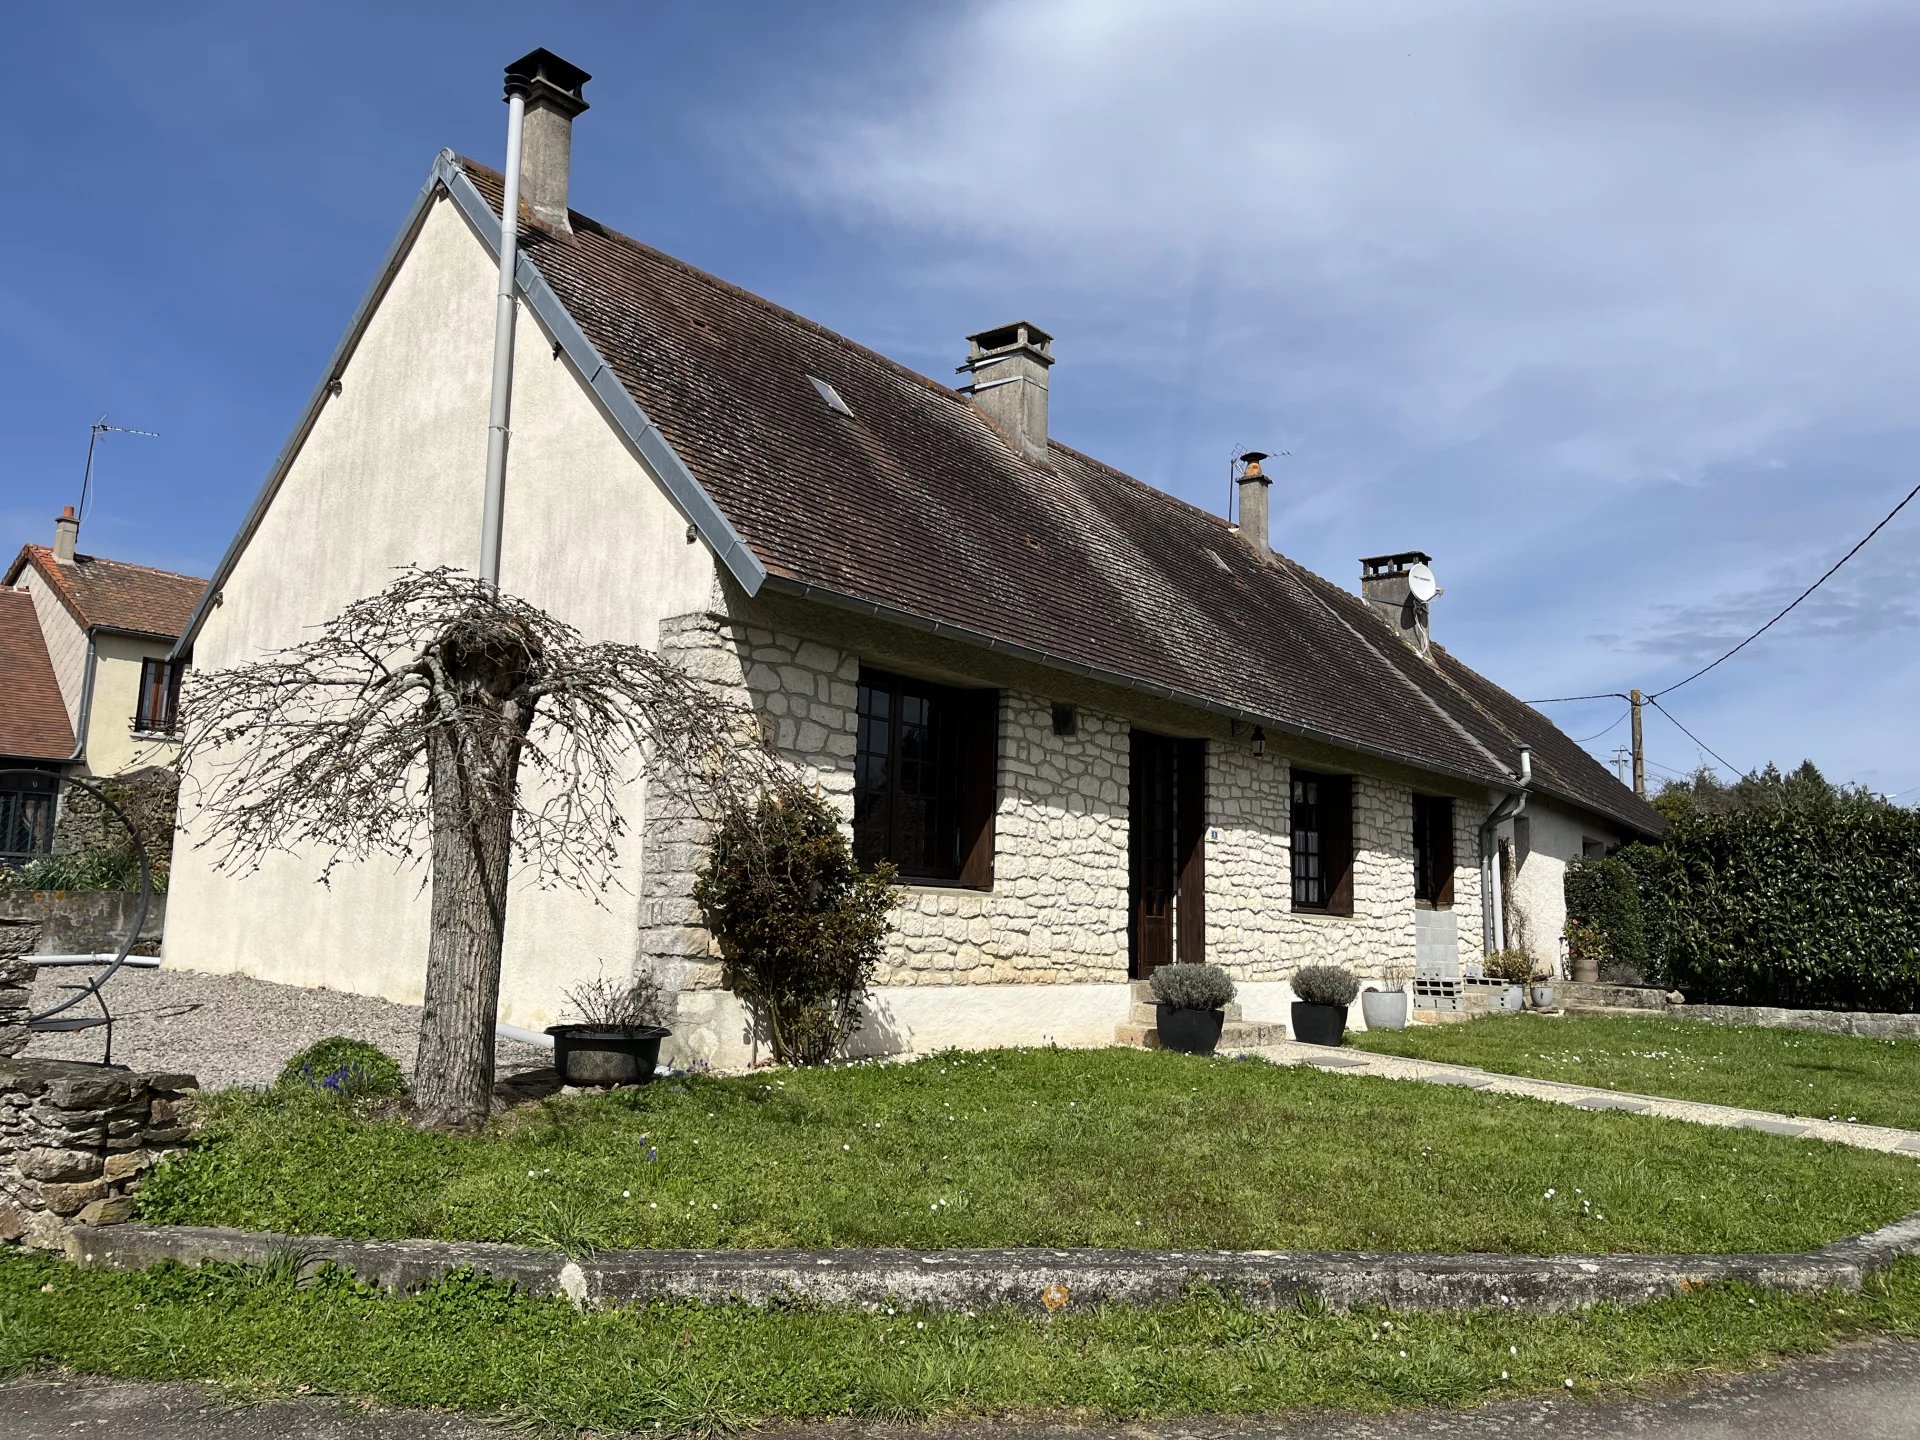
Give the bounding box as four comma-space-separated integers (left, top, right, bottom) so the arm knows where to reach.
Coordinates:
1113, 1021, 1289, 1051
65, 1211, 1920, 1316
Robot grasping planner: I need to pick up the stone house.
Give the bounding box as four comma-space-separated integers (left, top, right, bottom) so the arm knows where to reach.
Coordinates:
1, 512, 204, 865
163, 51, 1661, 1067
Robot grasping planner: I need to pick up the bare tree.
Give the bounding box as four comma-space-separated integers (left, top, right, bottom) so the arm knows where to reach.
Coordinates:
181, 567, 775, 1130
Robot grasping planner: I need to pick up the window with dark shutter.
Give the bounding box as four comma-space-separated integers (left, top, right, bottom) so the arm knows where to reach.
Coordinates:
1412, 793, 1455, 909
1291, 770, 1354, 916
853, 668, 997, 886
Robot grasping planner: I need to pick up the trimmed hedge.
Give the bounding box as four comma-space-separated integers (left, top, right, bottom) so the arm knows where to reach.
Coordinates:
1564, 855, 1648, 982
1617, 808, 1920, 1012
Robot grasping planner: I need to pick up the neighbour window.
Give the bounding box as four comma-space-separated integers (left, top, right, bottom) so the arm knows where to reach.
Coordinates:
853, 668, 998, 887
1412, 794, 1455, 909
134, 658, 183, 734
0, 771, 58, 864
1290, 770, 1354, 915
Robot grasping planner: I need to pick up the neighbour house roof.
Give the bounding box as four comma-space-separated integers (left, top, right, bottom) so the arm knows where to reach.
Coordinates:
0, 590, 76, 761
3, 545, 205, 642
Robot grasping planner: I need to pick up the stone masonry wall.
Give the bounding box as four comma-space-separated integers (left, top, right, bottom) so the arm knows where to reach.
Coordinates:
0, 1056, 197, 1250
643, 602, 1492, 1002
643, 609, 1131, 989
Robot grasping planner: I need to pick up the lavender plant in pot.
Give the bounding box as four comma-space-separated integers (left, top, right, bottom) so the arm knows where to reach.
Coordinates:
1291, 963, 1359, 1046
1148, 962, 1237, 1056
546, 971, 671, 1086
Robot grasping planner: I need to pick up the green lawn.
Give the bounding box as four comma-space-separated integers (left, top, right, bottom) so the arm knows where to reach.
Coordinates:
5, 1251, 1920, 1432
138, 1047, 1920, 1255
1350, 1015, 1920, 1130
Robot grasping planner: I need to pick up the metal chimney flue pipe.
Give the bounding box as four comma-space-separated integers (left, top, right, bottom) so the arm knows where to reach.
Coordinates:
479, 63, 531, 589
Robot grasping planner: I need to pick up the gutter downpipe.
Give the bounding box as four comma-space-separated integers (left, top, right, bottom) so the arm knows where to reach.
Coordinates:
1481, 745, 1531, 955
479, 73, 530, 588
63, 631, 98, 766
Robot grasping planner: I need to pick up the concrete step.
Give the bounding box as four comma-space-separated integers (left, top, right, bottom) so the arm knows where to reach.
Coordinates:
1130, 1000, 1244, 1025
1114, 1019, 1289, 1050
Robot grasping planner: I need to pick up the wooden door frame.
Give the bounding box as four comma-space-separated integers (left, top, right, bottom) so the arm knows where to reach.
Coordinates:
1129, 730, 1207, 978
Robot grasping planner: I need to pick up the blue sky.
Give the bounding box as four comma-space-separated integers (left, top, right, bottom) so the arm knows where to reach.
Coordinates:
5, 1, 1917, 800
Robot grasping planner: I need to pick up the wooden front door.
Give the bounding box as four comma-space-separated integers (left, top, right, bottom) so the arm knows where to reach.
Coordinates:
1130, 732, 1207, 978
1129, 730, 1177, 978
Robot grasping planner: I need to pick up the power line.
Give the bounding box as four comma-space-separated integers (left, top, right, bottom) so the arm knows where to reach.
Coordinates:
1647, 695, 1744, 777
1526, 691, 1629, 706
1575, 708, 1631, 744
1652, 478, 1920, 700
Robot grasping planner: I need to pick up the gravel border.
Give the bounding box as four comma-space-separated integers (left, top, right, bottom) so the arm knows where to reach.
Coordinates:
24, 965, 547, 1091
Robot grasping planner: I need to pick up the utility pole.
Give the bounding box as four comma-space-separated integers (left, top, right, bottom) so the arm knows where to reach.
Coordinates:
1629, 688, 1646, 798
1611, 747, 1631, 786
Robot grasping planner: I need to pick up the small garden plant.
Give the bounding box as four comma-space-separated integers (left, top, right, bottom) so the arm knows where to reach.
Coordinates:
1483, 949, 1535, 986
562, 971, 669, 1032
694, 781, 900, 1065
1292, 963, 1359, 1008
1149, 962, 1236, 1012
275, 1038, 408, 1103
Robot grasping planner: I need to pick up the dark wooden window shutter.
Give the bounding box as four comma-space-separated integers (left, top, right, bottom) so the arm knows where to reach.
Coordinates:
1175, 738, 1207, 965
956, 687, 1000, 888
1325, 775, 1356, 917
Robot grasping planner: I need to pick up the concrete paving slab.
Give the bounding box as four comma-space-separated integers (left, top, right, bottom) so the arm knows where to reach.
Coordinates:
1735, 1117, 1811, 1138
1574, 1095, 1651, 1113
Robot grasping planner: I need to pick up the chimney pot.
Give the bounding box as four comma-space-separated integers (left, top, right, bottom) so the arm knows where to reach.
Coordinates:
1359, 550, 1434, 655
504, 48, 591, 234
52, 506, 78, 566
961, 321, 1054, 460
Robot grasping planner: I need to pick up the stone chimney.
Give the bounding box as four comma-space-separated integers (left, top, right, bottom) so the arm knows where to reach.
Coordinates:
961, 322, 1053, 460
1234, 452, 1272, 555
505, 48, 591, 234
1359, 551, 1434, 656
52, 506, 78, 566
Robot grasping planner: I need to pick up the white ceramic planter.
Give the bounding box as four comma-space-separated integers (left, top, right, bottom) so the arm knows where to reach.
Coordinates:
1360, 988, 1411, 1030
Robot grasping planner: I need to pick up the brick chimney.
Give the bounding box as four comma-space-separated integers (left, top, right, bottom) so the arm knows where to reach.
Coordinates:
52, 506, 78, 566
961, 322, 1053, 460
1234, 452, 1272, 555
505, 48, 591, 234
1359, 551, 1435, 656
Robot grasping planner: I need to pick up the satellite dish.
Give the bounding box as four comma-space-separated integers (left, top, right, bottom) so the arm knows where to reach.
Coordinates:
1407, 562, 1438, 603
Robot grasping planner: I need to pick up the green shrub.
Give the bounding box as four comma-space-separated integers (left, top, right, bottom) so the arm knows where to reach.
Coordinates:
0, 847, 164, 893
1292, 964, 1359, 1008
276, 1039, 408, 1102
693, 782, 900, 1066
1564, 855, 1647, 982
1631, 807, 1920, 1012
1149, 962, 1236, 1011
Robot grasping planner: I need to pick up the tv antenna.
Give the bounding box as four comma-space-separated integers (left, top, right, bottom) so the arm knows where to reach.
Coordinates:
79, 415, 161, 523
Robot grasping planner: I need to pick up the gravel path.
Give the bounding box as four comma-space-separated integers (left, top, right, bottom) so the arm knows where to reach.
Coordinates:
1247, 1040, 1920, 1158
23, 964, 548, 1091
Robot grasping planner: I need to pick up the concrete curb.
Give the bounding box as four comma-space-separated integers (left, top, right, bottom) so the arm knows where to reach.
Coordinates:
60, 1212, 1920, 1316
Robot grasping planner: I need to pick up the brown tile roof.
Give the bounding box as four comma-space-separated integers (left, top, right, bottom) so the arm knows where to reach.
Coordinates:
460, 160, 1661, 837
3, 546, 205, 642
0, 590, 75, 761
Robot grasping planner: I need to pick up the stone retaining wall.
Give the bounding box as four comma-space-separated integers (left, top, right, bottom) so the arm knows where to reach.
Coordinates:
0, 890, 166, 958
1674, 1003, 1920, 1041
0, 961, 31, 1057
0, 1057, 198, 1250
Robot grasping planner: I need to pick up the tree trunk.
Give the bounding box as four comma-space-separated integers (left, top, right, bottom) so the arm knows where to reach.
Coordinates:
413, 632, 533, 1131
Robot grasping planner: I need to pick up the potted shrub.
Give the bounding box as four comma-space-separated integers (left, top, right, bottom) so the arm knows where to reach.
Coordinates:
1359, 962, 1412, 1031
1529, 958, 1558, 1011
1483, 949, 1531, 1013
546, 972, 671, 1086
1148, 962, 1237, 1056
1290, 964, 1359, 1046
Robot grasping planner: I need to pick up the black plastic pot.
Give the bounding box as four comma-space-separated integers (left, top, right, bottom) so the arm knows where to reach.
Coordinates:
1290, 1001, 1348, 1047
545, 1024, 670, 1086
1155, 1003, 1225, 1056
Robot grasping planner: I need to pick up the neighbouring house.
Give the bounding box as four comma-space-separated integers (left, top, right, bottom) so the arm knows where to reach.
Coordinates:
163, 51, 1661, 1066
2, 508, 205, 862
